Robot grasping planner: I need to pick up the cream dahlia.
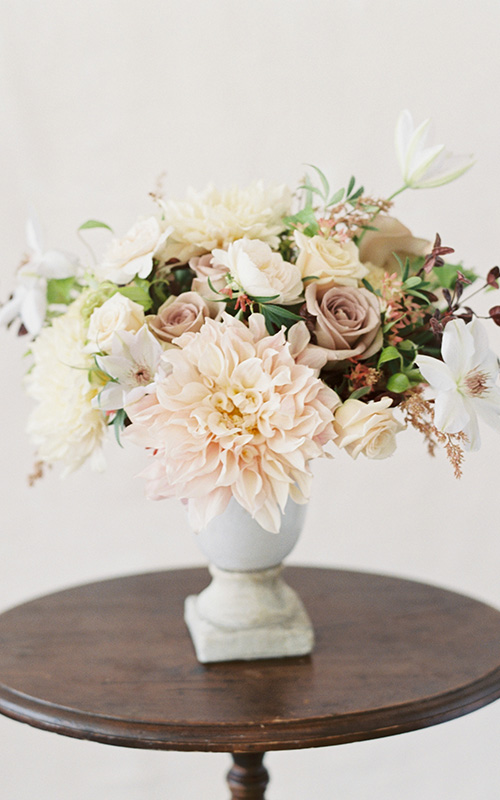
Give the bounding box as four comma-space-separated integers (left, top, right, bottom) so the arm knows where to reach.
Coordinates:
125, 314, 340, 532
157, 182, 292, 263
26, 297, 107, 474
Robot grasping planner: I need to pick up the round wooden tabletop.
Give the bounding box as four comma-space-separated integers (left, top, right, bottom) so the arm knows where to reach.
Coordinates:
0, 567, 499, 753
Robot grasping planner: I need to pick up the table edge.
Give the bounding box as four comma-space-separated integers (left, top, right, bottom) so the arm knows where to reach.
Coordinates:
1, 664, 499, 752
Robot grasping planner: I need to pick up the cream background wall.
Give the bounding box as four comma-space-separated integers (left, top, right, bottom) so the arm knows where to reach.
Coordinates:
1, 1, 499, 798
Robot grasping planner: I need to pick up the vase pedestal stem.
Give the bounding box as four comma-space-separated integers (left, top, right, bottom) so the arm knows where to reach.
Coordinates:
184, 564, 314, 663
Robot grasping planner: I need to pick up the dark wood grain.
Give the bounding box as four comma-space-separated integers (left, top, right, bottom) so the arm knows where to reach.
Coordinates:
0, 567, 499, 752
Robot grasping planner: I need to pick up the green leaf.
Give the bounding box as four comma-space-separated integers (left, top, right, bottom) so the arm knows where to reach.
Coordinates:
361, 278, 380, 296
347, 176, 356, 196
387, 372, 410, 393
432, 262, 478, 289
377, 346, 402, 368
250, 294, 280, 303
260, 304, 303, 333
305, 164, 330, 198
78, 219, 113, 232
405, 288, 433, 302
46, 277, 77, 305
117, 284, 152, 311
404, 276, 422, 288
348, 185, 364, 202
297, 184, 325, 200
398, 340, 416, 352
327, 188, 345, 206
283, 206, 319, 235
350, 386, 372, 400
111, 408, 127, 447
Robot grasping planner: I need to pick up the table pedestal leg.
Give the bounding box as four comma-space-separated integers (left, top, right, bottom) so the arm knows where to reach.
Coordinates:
227, 752, 269, 799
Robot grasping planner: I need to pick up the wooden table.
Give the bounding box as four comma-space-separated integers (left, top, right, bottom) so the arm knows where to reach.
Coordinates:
0, 567, 499, 799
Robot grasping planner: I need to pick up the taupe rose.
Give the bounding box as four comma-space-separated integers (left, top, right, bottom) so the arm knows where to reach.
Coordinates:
146, 292, 219, 343
189, 253, 229, 300
359, 216, 430, 274
303, 282, 383, 364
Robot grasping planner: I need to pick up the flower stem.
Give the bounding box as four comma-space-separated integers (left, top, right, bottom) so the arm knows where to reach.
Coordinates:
357, 185, 408, 245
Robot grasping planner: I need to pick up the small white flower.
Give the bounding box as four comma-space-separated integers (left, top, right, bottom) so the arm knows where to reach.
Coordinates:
0, 215, 79, 335
395, 110, 474, 190
416, 318, 500, 450
95, 325, 163, 411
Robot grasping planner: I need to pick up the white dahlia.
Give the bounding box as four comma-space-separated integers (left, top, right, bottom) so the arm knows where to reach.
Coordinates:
26, 297, 107, 475
158, 182, 292, 263
125, 313, 340, 533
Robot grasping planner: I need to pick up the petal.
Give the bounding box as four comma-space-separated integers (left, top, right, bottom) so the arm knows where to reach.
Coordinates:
395, 110, 415, 175
441, 318, 475, 377
434, 389, 470, 433
21, 285, 47, 335
38, 250, 78, 279
414, 152, 474, 189
25, 213, 44, 255
467, 318, 491, 369
416, 354, 455, 391
408, 143, 445, 184
0, 293, 23, 327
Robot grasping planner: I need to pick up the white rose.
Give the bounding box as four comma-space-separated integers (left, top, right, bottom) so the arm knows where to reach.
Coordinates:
294, 231, 368, 286
85, 293, 145, 354
212, 238, 303, 304
333, 397, 405, 459
96, 217, 169, 285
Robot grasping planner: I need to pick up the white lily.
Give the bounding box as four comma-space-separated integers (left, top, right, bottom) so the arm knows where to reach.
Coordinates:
416, 318, 500, 451
94, 324, 163, 412
395, 110, 475, 190
0, 214, 80, 335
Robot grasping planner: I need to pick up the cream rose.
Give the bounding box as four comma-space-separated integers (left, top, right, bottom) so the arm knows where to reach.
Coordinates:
359, 216, 431, 288
294, 231, 368, 286
85, 293, 145, 354
146, 292, 219, 343
303, 283, 382, 364
96, 217, 170, 285
212, 238, 303, 304
333, 397, 405, 459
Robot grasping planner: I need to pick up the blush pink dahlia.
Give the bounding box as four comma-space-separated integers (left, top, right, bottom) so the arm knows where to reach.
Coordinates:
125, 313, 340, 532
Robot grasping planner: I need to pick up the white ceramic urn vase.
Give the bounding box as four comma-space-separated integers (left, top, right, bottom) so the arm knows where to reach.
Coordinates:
184, 499, 314, 663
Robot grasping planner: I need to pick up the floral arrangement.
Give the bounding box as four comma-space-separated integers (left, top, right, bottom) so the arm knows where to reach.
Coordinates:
2, 111, 500, 533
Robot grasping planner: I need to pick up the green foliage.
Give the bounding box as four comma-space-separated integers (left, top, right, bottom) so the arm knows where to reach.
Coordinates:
377, 346, 402, 368
361, 278, 381, 296
349, 386, 372, 400
431, 262, 478, 289
46, 277, 78, 305
387, 372, 410, 393
78, 219, 113, 232
260, 304, 303, 333
283, 206, 319, 237
111, 408, 127, 447
118, 278, 152, 311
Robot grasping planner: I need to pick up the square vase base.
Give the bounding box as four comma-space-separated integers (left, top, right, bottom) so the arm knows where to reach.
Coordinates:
184, 593, 314, 663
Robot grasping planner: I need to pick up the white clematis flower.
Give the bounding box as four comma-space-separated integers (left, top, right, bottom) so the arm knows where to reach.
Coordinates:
94, 324, 163, 412
0, 215, 79, 335
395, 110, 475, 190
416, 318, 500, 451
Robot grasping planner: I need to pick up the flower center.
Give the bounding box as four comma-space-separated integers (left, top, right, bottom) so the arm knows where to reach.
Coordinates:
134, 366, 153, 385
464, 369, 489, 397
